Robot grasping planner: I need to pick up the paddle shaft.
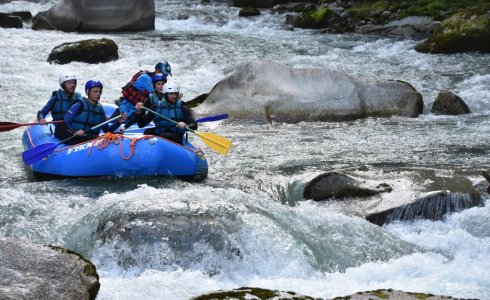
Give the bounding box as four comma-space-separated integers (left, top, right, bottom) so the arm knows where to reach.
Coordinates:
0, 120, 63, 132
142, 107, 197, 133
121, 113, 228, 133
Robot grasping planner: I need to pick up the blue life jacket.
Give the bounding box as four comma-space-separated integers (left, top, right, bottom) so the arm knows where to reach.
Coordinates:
149, 92, 163, 106
70, 98, 106, 132
51, 89, 82, 120
154, 99, 186, 136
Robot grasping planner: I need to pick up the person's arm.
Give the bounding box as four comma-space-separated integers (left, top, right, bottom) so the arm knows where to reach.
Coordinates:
63, 102, 83, 135
37, 95, 57, 123
137, 104, 157, 128
102, 113, 127, 133
182, 106, 198, 130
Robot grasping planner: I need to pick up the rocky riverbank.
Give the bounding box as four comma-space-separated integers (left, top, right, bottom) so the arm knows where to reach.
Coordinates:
231, 0, 490, 53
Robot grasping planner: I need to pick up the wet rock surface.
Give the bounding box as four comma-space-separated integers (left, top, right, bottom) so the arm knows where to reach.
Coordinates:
0, 237, 100, 300
47, 38, 118, 64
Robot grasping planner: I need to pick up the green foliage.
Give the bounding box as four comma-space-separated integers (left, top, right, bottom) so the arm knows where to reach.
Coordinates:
310, 7, 329, 22
371, 290, 390, 299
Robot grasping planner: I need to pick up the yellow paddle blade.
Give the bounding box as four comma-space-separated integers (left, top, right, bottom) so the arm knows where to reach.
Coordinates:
195, 131, 232, 155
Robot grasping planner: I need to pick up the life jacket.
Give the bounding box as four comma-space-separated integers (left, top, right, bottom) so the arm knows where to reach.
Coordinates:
149, 92, 164, 106
154, 99, 186, 136
121, 71, 151, 106
70, 98, 106, 132
51, 89, 82, 120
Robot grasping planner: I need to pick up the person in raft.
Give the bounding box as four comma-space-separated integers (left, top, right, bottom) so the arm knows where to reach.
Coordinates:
121, 73, 168, 133
116, 61, 173, 120
134, 82, 196, 145
59, 80, 126, 145
37, 74, 83, 139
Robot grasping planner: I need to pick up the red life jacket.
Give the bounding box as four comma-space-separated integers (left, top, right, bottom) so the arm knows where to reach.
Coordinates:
121, 71, 150, 105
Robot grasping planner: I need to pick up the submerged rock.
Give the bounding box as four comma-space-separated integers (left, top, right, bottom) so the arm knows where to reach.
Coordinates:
196, 60, 423, 123
365, 190, 483, 226
94, 209, 242, 274
47, 38, 118, 64
0, 237, 100, 299
32, 0, 155, 32
431, 91, 471, 115
415, 3, 490, 53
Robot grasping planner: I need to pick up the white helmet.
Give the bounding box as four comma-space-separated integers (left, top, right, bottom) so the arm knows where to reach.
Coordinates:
163, 82, 180, 94
59, 74, 77, 85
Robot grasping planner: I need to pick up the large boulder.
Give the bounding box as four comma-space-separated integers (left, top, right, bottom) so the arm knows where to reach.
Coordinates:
431, 91, 471, 115
32, 0, 155, 32
0, 237, 100, 299
415, 3, 490, 53
48, 38, 118, 64
196, 61, 423, 123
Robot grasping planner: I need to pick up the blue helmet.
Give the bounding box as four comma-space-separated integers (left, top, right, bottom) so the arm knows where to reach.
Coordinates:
151, 73, 167, 84
85, 80, 103, 95
155, 61, 172, 76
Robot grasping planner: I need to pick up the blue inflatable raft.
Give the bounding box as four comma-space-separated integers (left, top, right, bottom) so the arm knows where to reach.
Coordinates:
21, 103, 208, 181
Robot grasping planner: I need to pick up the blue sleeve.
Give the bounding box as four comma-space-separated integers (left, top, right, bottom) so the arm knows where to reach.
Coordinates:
134, 74, 153, 94
37, 95, 57, 120
102, 120, 122, 133
64, 102, 82, 131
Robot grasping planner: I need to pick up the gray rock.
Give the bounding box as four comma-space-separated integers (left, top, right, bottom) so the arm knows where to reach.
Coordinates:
32, 0, 155, 32
47, 38, 118, 65
334, 289, 471, 299
196, 61, 423, 123
365, 190, 483, 226
0, 237, 99, 300
357, 16, 437, 37
431, 91, 471, 115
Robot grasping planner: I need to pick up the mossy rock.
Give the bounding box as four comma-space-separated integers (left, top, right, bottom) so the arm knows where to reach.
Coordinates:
190, 287, 317, 300
48, 38, 119, 64
232, 0, 289, 8
294, 7, 340, 29
239, 7, 261, 17
415, 3, 490, 53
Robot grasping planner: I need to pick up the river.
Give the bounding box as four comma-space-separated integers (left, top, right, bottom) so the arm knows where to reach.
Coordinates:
0, 0, 489, 299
